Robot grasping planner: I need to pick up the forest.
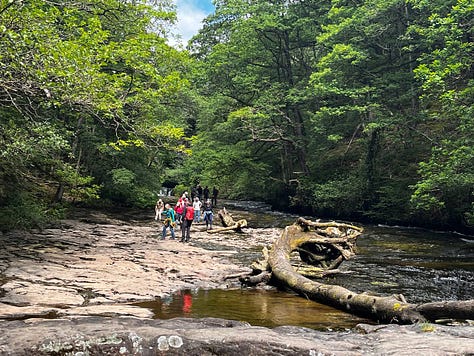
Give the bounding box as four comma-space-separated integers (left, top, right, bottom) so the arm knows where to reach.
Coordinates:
0, 0, 473, 233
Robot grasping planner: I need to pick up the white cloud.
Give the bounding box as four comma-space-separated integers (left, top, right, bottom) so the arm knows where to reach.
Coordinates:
169, 1, 212, 48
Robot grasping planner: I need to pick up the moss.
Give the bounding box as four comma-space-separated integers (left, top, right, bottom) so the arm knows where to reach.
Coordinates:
420, 323, 436, 332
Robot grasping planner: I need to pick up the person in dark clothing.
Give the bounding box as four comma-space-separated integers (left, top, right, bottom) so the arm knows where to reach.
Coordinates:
212, 186, 219, 206
196, 184, 203, 201
202, 199, 213, 230
203, 186, 210, 201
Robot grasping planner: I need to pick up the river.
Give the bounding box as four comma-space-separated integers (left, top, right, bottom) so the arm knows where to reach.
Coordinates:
133, 200, 474, 330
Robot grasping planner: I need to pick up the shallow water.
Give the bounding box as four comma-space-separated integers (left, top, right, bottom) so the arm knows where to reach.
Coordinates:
133, 202, 473, 329
332, 225, 474, 303
134, 288, 373, 331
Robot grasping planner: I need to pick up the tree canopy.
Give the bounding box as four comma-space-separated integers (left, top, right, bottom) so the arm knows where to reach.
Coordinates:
1, 0, 472, 233
185, 0, 473, 232
0, 0, 192, 229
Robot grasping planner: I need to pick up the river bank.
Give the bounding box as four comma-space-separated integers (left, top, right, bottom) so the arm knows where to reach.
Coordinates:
0, 206, 473, 355
0, 207, 260, 320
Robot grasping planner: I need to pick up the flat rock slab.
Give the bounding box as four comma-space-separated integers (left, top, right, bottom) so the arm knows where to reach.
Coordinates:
0, 317, 473, 355
0, 212, 254, 318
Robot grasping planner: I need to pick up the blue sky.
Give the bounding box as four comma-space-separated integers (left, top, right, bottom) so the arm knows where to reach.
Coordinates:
171, 0, 215, 47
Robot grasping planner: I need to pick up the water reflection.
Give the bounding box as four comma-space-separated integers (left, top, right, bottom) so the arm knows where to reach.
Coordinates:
134, 288, 372, 331
182, 291, 192, 314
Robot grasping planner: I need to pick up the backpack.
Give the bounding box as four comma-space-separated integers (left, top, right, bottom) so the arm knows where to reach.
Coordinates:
185, 206, 194, 221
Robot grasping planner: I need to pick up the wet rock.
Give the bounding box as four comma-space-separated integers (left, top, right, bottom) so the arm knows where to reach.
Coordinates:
0, 317, 473, 355
1, 281, 84, 307
0, 209, 254, 319
0, 303, 59, 320
58, 305, 154, 319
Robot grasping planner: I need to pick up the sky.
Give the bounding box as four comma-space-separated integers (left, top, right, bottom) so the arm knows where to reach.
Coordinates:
171, 0, 215, 47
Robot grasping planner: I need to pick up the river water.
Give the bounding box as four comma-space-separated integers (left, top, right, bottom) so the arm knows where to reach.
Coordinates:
134, 200, 474, 330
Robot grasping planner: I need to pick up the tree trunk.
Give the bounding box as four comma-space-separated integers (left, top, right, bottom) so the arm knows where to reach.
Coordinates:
208, 208, 248, 234
53, 183, 65, 203
217, 208, 237, 227
262, 218, 474, 324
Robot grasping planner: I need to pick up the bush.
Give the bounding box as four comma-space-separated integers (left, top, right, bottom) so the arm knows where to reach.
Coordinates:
0, 192, 65, 231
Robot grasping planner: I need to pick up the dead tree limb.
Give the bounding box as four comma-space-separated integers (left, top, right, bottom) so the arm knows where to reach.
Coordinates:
268, 223, 425, 323
208, 208, 247, 234
415, 300, 474, 321
265, 219, 474, 324
239, 271, 272, 286
207, 219, 248, 234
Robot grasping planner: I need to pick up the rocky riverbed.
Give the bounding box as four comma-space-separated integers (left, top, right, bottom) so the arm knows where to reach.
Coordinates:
0, 208, 259, 320
1, 207, 473, 355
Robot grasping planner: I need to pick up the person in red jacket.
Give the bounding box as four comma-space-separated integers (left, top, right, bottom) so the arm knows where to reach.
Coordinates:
181, 201, 194, 242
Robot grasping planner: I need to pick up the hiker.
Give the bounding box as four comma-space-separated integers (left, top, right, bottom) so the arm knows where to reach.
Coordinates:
203, 186, 210, 202
192, 197, 202, 223
202, 199, 214, 230
196, 184, 203, 200
162, 204, 176, 240
212, 186, 219, 206
154, 199, 164, 220
181, 201, 195, 242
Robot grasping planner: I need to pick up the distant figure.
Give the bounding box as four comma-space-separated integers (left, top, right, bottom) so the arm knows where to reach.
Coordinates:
202, 199, 214, 230
203, 186, 210, 202
197, 184, 203, 201
162, 204, 176, 240
212, 186, 219, 206
154, 199, 164, 221
192, 197, 202, 223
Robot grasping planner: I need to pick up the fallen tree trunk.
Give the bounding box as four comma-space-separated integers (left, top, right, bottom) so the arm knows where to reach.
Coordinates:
218, 208, 238, 227
208, 208, 248, 234
261, 218, 474, 324
415, 300, 474, 321
207, 220, 248, 234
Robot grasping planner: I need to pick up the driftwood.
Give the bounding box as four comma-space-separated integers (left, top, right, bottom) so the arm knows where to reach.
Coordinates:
239, 271, 272, 286
208, 208, 248, 234
248, 217, 474, 324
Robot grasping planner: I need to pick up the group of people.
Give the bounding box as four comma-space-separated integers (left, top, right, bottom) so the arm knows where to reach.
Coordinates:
193, 184, 219, 207
155, 188, 217, 242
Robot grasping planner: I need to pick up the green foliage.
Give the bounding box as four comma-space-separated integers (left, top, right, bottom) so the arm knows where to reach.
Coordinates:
173, 184, 189, 198
1, 0, 472, 232
0, 192, 65, 231
298, 175, 365, 218
110, 168, 136, 188
408, 0, 474, 229
55, 164, 101, 202
181, 131, 272, 200
0, 0, 192, 229
187, 0, 473, 232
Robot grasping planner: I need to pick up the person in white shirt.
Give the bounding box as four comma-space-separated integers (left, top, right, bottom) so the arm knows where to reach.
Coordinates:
154, 199, 164, 220
192, 197, 202, 223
